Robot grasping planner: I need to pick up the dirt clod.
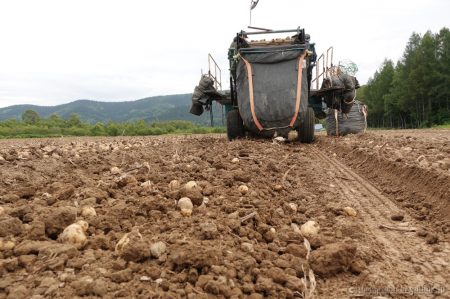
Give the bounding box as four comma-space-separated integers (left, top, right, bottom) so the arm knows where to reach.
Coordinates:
285, 243, 307, 258
391, 214, 405, 221
200, 222, 219, 240
310, 242, 357, 277
0, 217, 23, 237
170, 243, 219, 270
268, 267, 288, 284
6, 285, 30, 299
417, 229, 428, 237
117, 174, 138, 187
115, 230, 150, 262
42, 206, 77, 238
426, 234, 439, 244
110, 268, 133, 283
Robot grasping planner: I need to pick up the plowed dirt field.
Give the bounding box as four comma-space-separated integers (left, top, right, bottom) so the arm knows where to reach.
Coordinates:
0, 129, 449, 298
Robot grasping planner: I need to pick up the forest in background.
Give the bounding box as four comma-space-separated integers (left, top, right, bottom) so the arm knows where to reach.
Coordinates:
0, 94, 225, 126
358, 27, 450, 128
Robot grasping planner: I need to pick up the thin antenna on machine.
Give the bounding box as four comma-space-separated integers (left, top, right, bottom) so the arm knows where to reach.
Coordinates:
249, 0, 259, 26
248, 1, 270, 31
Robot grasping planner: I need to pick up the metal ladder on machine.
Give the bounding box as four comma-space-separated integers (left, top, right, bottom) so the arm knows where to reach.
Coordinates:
311, 46, 334, 90
202, 54, 223, 127
310, 47, 343, 136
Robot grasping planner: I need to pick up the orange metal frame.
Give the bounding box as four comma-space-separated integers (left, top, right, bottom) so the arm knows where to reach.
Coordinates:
208, 54, 222, 91
311, 46, 334, 89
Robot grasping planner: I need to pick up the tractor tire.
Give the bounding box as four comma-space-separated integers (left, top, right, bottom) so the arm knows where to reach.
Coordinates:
226, 109, 245, 140
298, 107, 315, 143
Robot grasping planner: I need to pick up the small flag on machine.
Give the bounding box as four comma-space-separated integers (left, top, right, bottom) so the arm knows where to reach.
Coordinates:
250, 0, 259, 10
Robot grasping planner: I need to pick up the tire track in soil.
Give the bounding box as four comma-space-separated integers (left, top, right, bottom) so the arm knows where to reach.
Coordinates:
308, 145, 450, 298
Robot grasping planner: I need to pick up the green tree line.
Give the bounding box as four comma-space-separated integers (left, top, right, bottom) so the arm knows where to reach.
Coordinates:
0, 110, 225, 138
359, 27, 450, 128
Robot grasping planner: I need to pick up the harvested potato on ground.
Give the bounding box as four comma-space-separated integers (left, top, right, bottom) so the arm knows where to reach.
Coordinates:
110, 167, 121, 174
184, 181, 200, 191
59, 220, 89, 249
238, 185, 249, 195
288, 130, 298, 142
300, 220, 320, 238
291, 223, 301, 234
140, 181, 152, 190
288, 203, 298, 212
81, 206, 97, 217
178, 197, 193, 217
150, 241, 167, 258
343, 207, 357, 217
169, 180, 181, 190
274, 184, 283, 191
0, 239, 16, 251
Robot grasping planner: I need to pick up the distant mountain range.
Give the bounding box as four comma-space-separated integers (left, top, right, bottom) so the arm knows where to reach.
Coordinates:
0, 94, 224, 126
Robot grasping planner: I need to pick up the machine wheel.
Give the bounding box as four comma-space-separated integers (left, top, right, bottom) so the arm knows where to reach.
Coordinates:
226, 109, 245, 140
298, 107, 315, 143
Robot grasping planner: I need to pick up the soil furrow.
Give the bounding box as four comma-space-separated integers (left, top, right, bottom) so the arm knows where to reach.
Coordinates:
0, 133, 448, 298
310, 146, 449, 297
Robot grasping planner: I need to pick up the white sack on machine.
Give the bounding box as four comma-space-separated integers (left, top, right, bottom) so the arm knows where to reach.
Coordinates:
326, 100, 368, 136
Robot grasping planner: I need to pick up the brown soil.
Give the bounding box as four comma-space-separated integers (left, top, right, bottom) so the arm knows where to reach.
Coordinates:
0, 131, 449, 298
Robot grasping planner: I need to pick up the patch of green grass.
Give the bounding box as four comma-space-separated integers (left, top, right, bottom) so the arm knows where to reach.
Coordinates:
0, 118, 225, 139
433, 123, 450, 129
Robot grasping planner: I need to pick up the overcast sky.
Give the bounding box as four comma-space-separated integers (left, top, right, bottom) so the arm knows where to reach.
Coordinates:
0, 0, 449, 108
